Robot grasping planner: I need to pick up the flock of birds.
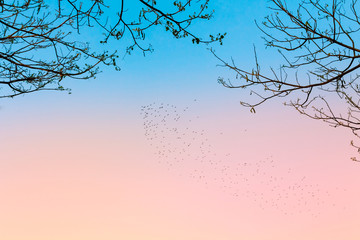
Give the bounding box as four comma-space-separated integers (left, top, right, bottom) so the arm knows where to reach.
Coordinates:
140, 100, 344, 216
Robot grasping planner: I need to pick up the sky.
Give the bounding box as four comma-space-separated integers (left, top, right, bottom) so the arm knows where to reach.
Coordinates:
0, 1, 360, 240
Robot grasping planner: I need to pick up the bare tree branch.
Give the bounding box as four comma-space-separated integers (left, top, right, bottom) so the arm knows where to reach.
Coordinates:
0, 0, 225, 98
214, 0, 360, 159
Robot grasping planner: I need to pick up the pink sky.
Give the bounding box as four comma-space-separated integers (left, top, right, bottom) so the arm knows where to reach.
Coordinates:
0, 93, 359, 240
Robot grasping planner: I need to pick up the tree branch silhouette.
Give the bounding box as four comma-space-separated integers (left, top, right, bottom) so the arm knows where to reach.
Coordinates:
0, 0, 225, 98
214, 0, 360, 156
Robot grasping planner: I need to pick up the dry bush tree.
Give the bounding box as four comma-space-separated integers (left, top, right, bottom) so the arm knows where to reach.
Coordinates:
0, 0, 225, 98
213, 0, 360, 160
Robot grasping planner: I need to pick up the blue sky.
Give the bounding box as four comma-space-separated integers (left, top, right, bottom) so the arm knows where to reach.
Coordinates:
1, 2, 360, 239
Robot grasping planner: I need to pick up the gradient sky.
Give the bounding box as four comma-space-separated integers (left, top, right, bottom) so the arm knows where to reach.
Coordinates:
1, 1, 359, 240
